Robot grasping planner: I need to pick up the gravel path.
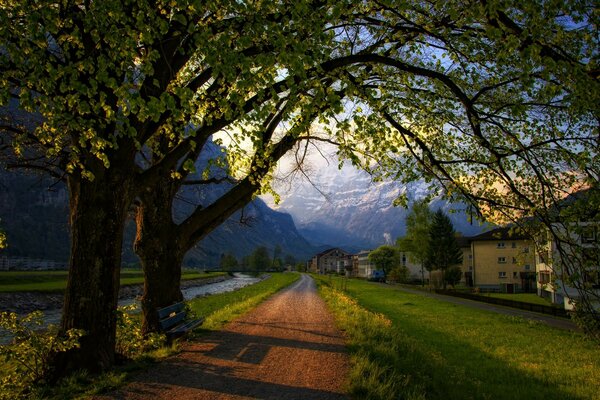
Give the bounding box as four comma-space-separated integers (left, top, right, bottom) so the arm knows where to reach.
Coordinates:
97, 274, 349, 400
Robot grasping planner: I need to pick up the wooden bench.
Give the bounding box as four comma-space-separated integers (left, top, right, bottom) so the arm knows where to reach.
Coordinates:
157, 301, 204, 339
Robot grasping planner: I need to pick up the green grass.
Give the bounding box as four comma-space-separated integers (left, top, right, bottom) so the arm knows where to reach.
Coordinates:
480, 292, 556, 306
188, 272, 300, 331
0, 270, 225, 292
315, 275, 600, 400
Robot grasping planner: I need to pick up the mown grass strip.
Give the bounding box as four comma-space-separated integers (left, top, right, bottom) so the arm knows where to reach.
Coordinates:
0, 270, 225, 292
480, 292, 556, 306
188, 272, 300, 331
315, 275, 600, 400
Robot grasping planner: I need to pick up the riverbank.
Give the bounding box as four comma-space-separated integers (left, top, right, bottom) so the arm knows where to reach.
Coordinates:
0, 275, 230, 314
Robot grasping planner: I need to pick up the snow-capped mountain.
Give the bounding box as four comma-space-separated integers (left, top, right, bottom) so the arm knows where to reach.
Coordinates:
265, 158, 487, 252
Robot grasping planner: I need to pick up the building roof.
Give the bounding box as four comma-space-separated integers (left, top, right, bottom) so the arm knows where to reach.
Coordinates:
455, 236, 471, 248
469, 226, 531, 242
314, 247, 350, 258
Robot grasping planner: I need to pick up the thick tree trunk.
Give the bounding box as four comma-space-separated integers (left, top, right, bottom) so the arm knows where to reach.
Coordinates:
135, 185, 184, 335
51, 167, 135, 377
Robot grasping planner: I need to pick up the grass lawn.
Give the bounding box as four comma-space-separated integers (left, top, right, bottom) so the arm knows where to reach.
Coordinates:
0, 269, 225, 292
481, 292, 556, 306
315, 275, 600, 400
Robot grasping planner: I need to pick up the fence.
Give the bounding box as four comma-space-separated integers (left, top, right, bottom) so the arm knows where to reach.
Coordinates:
434, 290, 570, 318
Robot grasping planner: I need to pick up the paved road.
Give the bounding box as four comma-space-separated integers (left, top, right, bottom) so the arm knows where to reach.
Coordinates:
98, 274, 349, 400
395, 285, 578, 331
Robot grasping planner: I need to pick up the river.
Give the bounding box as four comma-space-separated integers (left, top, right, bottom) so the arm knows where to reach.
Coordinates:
1, 273, 263, 342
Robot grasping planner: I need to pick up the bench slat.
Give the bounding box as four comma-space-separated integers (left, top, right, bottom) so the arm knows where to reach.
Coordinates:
159, 311, 186, 331
157, 302, 186, 319
167, 317, 205, 336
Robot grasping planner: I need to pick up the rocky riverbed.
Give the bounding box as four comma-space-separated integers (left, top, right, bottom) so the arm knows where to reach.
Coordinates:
0, 275, 230, 315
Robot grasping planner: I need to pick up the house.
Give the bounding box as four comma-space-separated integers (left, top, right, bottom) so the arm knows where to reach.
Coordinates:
456, 236, 474, 286
308, 248, 351, 274
470, 226, 536, 293
398, 250, 424, 282
534, 189, 600, 310
356, 250, 376, 278
336, 254, 354, 276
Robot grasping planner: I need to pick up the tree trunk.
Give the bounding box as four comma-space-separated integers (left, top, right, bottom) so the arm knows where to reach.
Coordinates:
51, 167, 134, 377
134, 185, 184, 335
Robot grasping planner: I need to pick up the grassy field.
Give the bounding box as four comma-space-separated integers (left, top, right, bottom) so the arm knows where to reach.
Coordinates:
481, 292, 555, 306
315, 275, 600, 400
0, 270, 225, 292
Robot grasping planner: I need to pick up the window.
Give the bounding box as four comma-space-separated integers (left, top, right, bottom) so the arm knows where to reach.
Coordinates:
512, 257, 517, 264
524, 264, 531, 270
511, 242, 517, 248
539, 271, 551, 284
523, 246, 530, 253
513, 272, 518, 278
498, 271, 507, 278
497, 242, 506, 249
581, 226, 597, 244
498, 257, 506, 264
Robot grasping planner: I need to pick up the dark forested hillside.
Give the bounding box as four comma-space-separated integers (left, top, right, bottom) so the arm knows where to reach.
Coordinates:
0, 169, 315, 267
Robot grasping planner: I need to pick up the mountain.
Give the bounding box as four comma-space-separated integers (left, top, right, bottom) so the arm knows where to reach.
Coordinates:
0, 166, 315, 267
266, 161, 488, 251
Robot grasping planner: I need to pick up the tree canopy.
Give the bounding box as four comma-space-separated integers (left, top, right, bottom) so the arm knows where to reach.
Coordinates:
397, 199, 433, 282
369, 245, 401, 277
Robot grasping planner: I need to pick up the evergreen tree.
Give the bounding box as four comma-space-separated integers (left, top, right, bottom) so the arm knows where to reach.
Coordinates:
426, 210, 463, 289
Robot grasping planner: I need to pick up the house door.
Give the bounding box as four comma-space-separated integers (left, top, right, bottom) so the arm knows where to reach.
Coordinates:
506, 283, 514, 294
464, 272, 473, 287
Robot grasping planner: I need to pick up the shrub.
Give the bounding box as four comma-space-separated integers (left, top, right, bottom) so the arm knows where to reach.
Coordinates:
0, 311, 83, 400
115, 304, 165, 360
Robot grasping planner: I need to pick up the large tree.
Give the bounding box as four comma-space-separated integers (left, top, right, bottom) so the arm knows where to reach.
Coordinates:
397, 199, 433, 286
426, 210, 463, 289
0, 0, 354, 374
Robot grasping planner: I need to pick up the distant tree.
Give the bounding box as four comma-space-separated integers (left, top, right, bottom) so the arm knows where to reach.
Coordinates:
368, 245, 401, 278
240, 255, 252, 272
250, 246, 271, 274
444, 266, 463, 288
271, 245, 282, 271
397, 199, 433, 286
284, 254, 296, 268
388, 266, 409, 283
0, 220, 5, 249
426, 210, 463, 289
220, 253, 239, 272
295, 262, 307, 272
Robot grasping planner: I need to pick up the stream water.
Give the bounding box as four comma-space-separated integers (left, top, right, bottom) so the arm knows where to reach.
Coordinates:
1, 273, 262, 343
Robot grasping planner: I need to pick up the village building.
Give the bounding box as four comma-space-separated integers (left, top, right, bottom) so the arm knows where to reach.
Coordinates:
308, 248, 351, 274
535, 189, 600, 310
356, 250, 377, 278
456, 236, 474, 287
470, 226, 536, 293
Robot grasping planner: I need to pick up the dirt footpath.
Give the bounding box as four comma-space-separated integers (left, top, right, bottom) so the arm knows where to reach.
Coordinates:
98, 274, 349, 400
